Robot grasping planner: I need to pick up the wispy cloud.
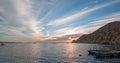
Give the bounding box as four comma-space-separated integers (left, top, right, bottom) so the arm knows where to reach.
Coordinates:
73, 12, 120, 34
51, 11, 120, 40
47, 0, 119, 26
0, 0, 120, 42
90, 12, 120, 26
0, 0, 63, 42
0, 0, 44, 42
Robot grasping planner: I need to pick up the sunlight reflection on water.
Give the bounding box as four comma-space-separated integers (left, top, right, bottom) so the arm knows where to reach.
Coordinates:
0, 43, 120, 63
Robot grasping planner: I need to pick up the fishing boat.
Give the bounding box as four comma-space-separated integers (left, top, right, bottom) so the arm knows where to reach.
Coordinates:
88, 50, 120, 58
87, 39, 120, 59
88, 44, 120, 58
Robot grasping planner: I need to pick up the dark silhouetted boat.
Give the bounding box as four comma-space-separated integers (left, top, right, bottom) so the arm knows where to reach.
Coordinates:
88, 42, 120, 59
88, 50, 120, 58
0, 42, 5, 46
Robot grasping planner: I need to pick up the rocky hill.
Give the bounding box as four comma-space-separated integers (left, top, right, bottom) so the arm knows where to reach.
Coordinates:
73, 21, 120, 44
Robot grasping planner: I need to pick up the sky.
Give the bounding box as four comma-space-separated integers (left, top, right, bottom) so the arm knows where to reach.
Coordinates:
0, 0, 120, 42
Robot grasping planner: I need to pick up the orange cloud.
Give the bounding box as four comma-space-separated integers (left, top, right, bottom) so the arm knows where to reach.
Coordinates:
43, 34, 81, 42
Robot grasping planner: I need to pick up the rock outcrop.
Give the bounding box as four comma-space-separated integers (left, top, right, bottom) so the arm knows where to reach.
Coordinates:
73, 21, 120, 44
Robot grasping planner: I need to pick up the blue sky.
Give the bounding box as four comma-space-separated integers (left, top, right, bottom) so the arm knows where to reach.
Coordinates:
0, 0, 120, 42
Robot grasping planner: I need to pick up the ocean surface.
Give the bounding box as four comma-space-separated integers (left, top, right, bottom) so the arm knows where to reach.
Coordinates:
0, 42, 120, 63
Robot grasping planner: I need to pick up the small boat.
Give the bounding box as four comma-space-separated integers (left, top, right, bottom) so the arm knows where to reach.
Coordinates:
88, 41, 120, 59
1, 42, 5, 46
88, 50, 112, 55
88, 50, 120, 58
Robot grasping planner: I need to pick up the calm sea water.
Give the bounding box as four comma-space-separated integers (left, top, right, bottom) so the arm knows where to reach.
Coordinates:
0, 43, 120, 63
